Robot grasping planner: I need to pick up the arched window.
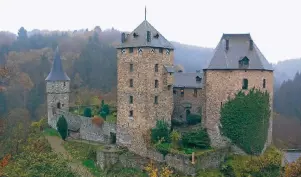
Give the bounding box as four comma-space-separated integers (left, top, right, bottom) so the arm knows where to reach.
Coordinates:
242, 79, 248, 90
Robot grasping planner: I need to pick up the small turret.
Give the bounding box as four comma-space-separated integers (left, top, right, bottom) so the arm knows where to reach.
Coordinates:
45, 47, 70, 129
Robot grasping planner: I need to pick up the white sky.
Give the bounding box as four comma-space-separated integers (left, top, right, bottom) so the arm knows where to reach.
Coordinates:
0, 0, 300, 63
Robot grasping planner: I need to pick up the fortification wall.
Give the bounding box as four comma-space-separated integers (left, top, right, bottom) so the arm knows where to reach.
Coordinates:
50, 109, 117, 143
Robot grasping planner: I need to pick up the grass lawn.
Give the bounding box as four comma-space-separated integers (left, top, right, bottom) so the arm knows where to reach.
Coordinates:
43, 128, 60, 137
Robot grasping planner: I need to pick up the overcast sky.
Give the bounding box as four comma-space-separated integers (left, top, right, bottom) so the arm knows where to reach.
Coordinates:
0, 0, 300, 63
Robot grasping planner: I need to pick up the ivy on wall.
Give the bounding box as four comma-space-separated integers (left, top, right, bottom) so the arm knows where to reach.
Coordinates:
220, 88, 270, 155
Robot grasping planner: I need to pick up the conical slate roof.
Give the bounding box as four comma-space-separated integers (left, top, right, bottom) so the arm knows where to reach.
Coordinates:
204, 33, 273, 71
45, 47, 70, 81
116, 20, 174, 49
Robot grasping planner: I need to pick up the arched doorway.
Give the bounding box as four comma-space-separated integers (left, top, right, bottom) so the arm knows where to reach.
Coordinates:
57, 102, 61, 109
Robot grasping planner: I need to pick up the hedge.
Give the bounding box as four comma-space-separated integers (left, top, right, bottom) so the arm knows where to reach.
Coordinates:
220, 88, 270, 154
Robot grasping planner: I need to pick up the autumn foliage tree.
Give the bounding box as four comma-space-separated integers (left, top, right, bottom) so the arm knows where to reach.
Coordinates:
284, 156, 301, 177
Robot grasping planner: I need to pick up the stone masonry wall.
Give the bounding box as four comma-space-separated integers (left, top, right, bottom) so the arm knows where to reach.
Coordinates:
203, 70, 273, 149
49, 108, 117, 143
46, 81, 70, 128
172, 88, 204, 121
116, 47, 174, 157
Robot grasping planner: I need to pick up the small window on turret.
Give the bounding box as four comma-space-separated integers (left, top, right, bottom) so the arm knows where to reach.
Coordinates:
130, 64, 133, 72
129, 110, 133, 117
159, 48, 163, 53
130, 79, 133, 87
129, 48, 133, 53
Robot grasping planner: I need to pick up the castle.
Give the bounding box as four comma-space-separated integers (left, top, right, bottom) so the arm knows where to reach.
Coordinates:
46, 15, 273, 156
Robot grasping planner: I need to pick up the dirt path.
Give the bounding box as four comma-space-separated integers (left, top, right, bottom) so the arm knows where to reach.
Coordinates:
46, 136, 94, 177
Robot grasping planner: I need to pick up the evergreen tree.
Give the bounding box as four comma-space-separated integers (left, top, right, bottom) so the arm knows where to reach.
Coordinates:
56, 115, 68, 141
83, 107, 92, 117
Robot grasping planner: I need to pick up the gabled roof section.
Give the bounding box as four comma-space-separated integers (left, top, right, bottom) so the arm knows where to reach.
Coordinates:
204, 33, 273, 71
45, 47, 70, 81
116, 20, 174, 49
173, 72, 203, 88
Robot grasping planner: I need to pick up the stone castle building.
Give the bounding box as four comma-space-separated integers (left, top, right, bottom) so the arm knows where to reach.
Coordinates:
115, 20, 273, 153
46, 15, 273, 155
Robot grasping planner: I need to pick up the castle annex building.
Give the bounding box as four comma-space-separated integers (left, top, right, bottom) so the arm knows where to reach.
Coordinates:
46, 14, 273, 156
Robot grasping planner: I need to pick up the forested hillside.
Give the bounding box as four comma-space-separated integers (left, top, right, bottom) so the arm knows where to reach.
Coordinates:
0, 26, 301, 128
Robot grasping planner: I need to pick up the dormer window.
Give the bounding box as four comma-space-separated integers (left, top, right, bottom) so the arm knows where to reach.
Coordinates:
133, 32, 138, 38
154, 33, 159, 38
225, 39, 229, 51
239, 56, 250, 68
196, 76, 202, 82
147, 31, 151, 42
166, 49, 170, 55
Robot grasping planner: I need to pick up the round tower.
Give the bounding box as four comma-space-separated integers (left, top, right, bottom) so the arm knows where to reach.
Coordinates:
45, 47, 70, 129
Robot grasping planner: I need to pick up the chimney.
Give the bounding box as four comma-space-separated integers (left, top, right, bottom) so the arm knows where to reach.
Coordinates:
249, 40, 253, 50
121, 32, 126, 43
225, 39, 229, 51
147, 31, 151, 42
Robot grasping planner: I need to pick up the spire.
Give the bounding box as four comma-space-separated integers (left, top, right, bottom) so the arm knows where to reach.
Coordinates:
145, 6, 147, 21
45, 46, 70, 81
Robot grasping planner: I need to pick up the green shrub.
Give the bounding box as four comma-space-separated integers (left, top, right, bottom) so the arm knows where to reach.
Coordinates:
56, 115, 68, 141
155, 143, 171, 157
170, 130, 181, 149
151, 120, 170, 143
220, 88, 270, 154
84, 107, 92, 117
186, 113, 201, 125
182, 129, 210, 149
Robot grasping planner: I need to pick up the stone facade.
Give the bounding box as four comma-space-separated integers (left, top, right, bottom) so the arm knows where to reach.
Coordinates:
116, 47, 174, 157
46, 81, 70, 128
203, 70, 274, 148
173, 87, 204, 121
97, 147, 229, 176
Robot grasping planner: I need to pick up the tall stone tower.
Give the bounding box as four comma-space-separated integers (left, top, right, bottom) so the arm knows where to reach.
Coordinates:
115, 14, 174, 156
203, 34, 274, 149
45, 47, 70, 129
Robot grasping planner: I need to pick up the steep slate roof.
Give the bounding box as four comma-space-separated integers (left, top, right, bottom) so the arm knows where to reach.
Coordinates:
204, 33, 273, 71
45, 47, 70, 81
116, 20, 174, 49
173, 72, 203, 88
